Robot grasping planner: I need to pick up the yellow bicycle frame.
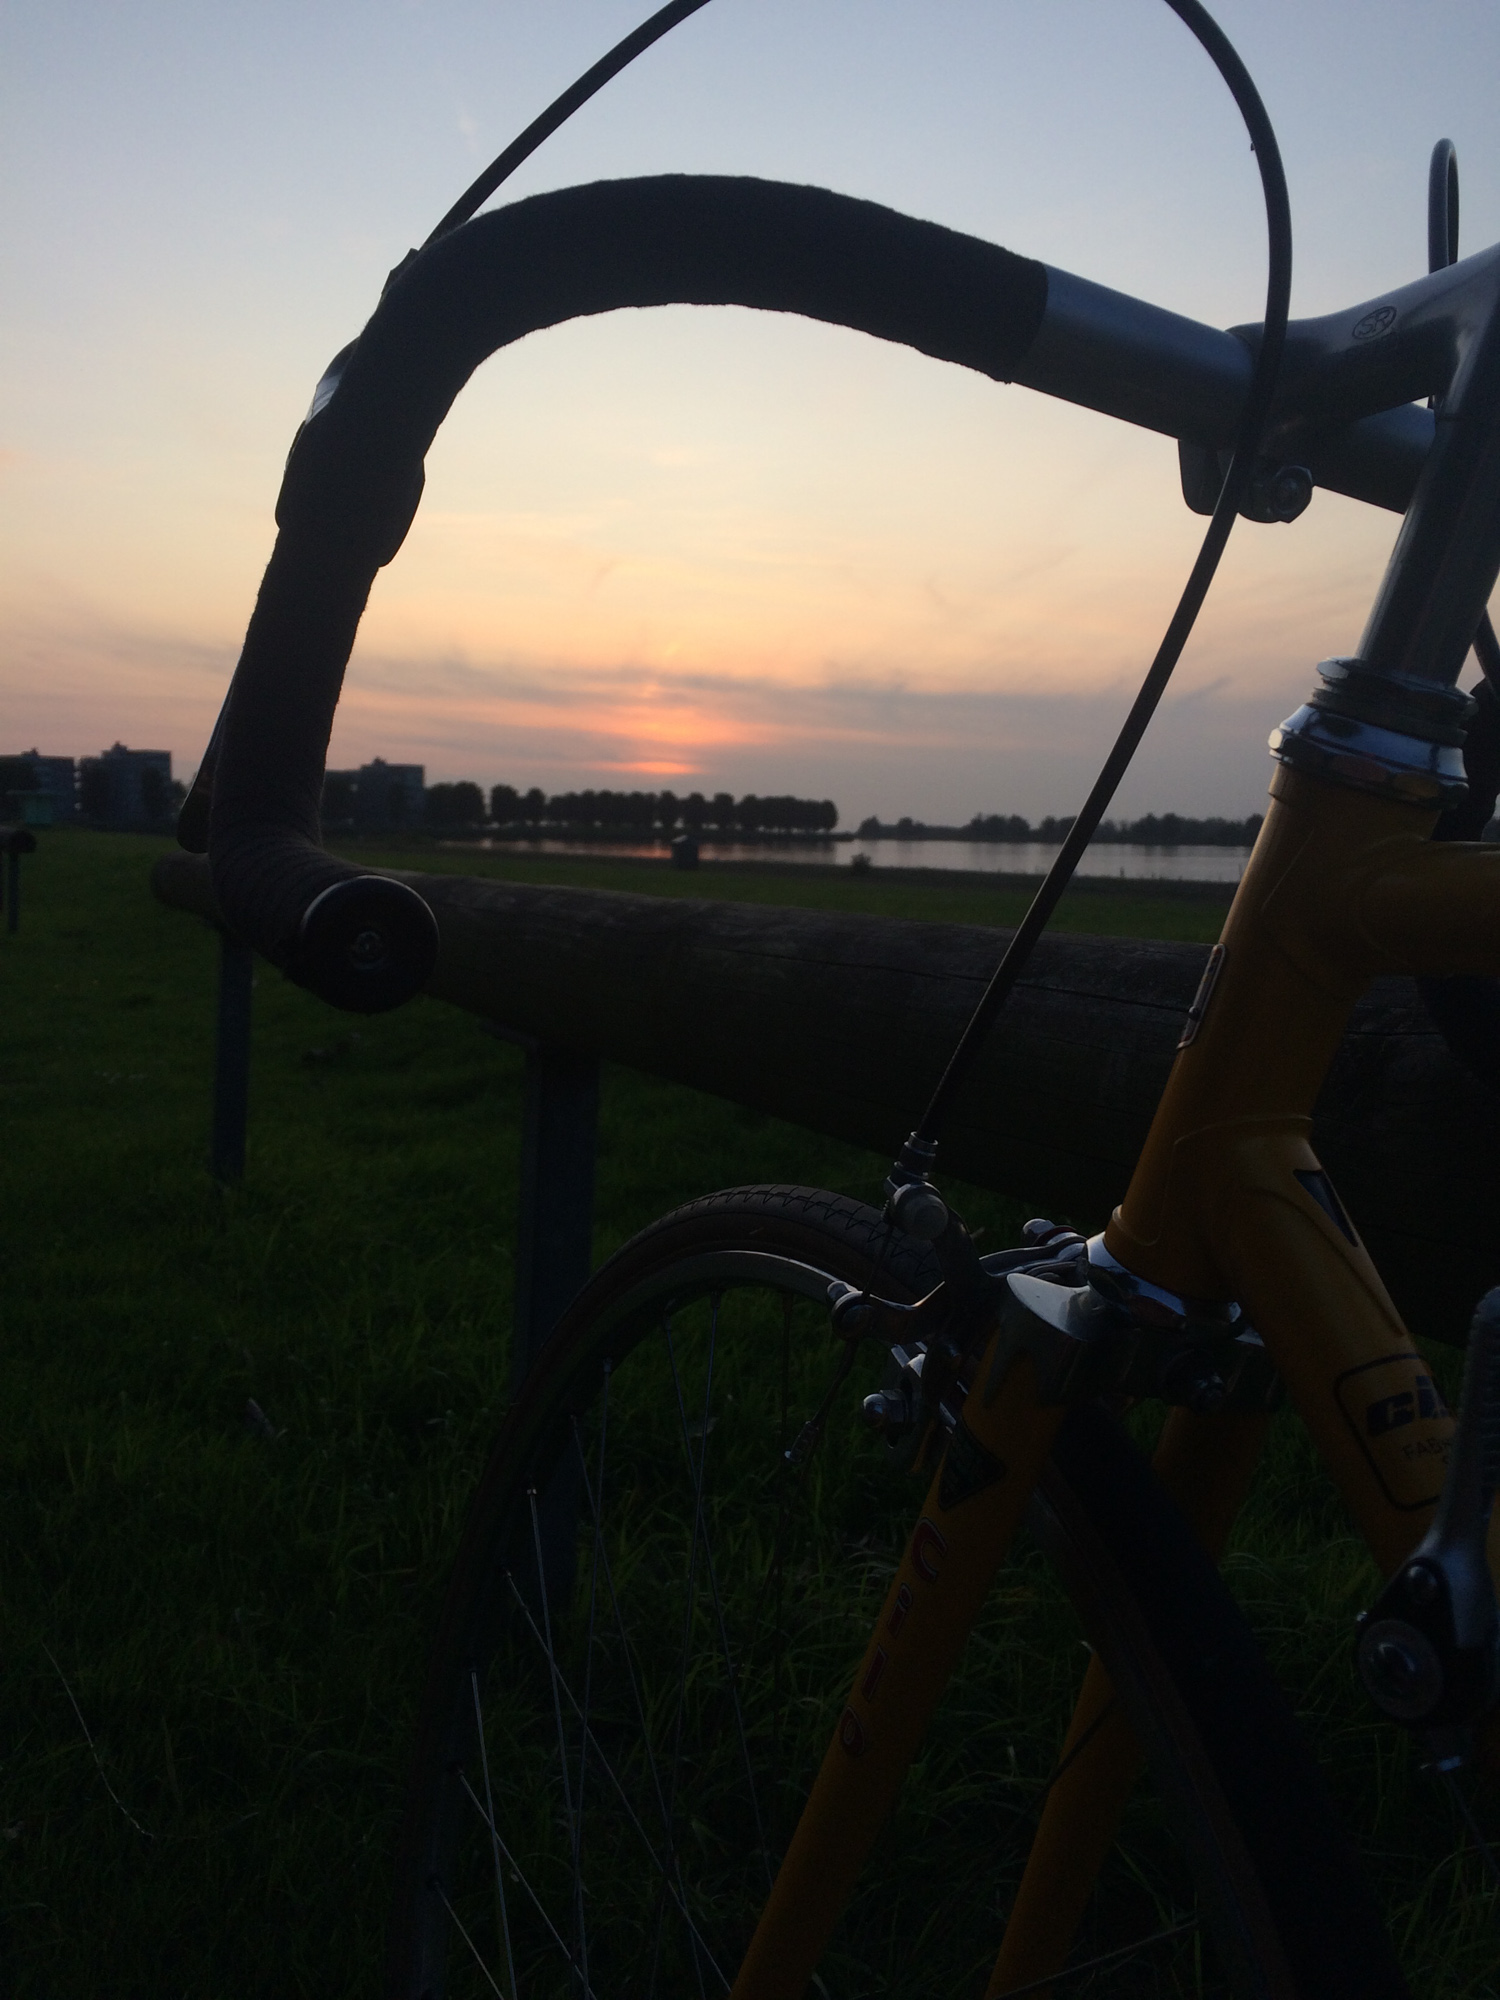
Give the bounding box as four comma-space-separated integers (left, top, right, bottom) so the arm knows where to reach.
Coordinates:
730, 756, 1500, 2000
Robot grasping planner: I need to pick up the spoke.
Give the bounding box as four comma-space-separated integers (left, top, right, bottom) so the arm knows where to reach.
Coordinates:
664, 1306, 716, 1744
448, 1248, 1268, 2000
570, 1364, 612, 1967
736, 1300, 853, 1831
993, 1684, 1123, 1893
692, 1479, 772, 1889
651, 1309, 720, 2000
991, 1917, 1200, 1997
660, 1287, 851, 1894
570, 1425, 678, 1851
657, 1306, 772, 1879
779, 1291, 792, 1454
431, 1875, 509, 2000
780, 1335, 859, 1471
504, 1574, 731, 1991
1038, 1697, 1119, 1802
472, 1670, 519, 2000
569, 1404, 712, 1985
458, 1775, 600, 1999
1438, 1766, 1500, 1894
772, 1293, 795, 1834
721, 1336, 860, 1742
464, 1274, 887, 2000
530, 1487, 590, 1996
738, 1304, 873, 1733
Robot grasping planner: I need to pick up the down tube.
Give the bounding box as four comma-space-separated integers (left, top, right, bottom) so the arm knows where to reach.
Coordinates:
1215, 1122, 1457, 1571
1220, 1126, 1500, 1768
729, 1351, 1064, 2000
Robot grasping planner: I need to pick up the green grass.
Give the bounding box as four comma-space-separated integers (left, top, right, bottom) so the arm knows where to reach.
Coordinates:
0, 832, 1493, 1996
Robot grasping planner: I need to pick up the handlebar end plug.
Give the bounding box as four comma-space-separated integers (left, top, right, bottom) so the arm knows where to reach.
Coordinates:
290, 876, 438, 1014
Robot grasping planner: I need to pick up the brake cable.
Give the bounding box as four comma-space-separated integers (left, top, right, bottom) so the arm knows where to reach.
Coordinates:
901, 0, 1292, 1177
420, 1, 715, 247
414, 1, 1293, 1182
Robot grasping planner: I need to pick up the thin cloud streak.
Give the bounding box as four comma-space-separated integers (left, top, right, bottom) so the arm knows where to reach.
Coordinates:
5, 0, 1500, 828
0, 540, 1400, 821
327, 647, 1307, 820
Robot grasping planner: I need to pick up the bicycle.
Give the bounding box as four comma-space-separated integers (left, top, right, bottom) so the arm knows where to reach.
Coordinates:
176, 4, 1500, 1993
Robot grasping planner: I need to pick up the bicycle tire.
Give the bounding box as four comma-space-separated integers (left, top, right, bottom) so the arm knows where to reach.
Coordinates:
386, 1184, 1405, 1999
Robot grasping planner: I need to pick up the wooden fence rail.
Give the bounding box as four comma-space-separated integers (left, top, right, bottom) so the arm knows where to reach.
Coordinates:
151, 851, 1499, 1346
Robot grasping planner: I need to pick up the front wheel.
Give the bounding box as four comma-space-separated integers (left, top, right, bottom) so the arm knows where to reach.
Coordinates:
387, 1185, 1403, 1999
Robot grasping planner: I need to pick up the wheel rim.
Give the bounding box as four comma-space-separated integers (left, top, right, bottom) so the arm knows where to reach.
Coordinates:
398, 1236, 1237, 1999
425, 1259, 899, 1998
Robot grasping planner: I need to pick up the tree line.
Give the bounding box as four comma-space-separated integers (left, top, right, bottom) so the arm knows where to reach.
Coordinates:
856, 811, 1265, 847
417, 784, 838, 834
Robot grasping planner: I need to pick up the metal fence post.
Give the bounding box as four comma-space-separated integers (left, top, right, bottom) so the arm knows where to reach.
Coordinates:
1, 826, 37, 935
513, 1043, 600, 1389
211, 929, 253, 1183
482, 1032, 599, 1604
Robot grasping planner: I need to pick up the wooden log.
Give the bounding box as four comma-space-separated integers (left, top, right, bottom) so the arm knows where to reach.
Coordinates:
151, 851, 1499, 1344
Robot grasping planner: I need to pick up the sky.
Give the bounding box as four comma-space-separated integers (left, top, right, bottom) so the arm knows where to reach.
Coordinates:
3, 0, 1499, 825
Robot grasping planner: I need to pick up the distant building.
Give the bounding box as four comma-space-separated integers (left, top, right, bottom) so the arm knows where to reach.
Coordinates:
0, 750, 77, 825
79, 744, 176, 829
352, 758, 425, 833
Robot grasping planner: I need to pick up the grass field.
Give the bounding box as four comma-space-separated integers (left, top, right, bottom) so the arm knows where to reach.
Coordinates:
1, 832, 1494, 1996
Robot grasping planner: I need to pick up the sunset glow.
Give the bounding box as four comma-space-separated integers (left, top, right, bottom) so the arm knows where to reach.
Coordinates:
3, 1, 1498, 820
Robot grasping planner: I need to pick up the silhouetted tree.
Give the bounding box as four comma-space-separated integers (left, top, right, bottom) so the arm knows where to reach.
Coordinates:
426, 781, 485, 829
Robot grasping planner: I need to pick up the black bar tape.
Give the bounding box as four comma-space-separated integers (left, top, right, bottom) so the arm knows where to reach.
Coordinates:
308, 175, 1049, 503
207, 175, 1048, 1008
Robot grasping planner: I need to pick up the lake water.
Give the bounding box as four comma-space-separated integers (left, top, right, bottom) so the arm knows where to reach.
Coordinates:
460, 836, 1252, 883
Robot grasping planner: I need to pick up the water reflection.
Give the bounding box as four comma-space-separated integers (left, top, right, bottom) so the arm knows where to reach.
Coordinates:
455, 836, 1251, 883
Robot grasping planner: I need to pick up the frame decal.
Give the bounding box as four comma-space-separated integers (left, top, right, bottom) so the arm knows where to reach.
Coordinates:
1333, 1350, 1451, 1511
